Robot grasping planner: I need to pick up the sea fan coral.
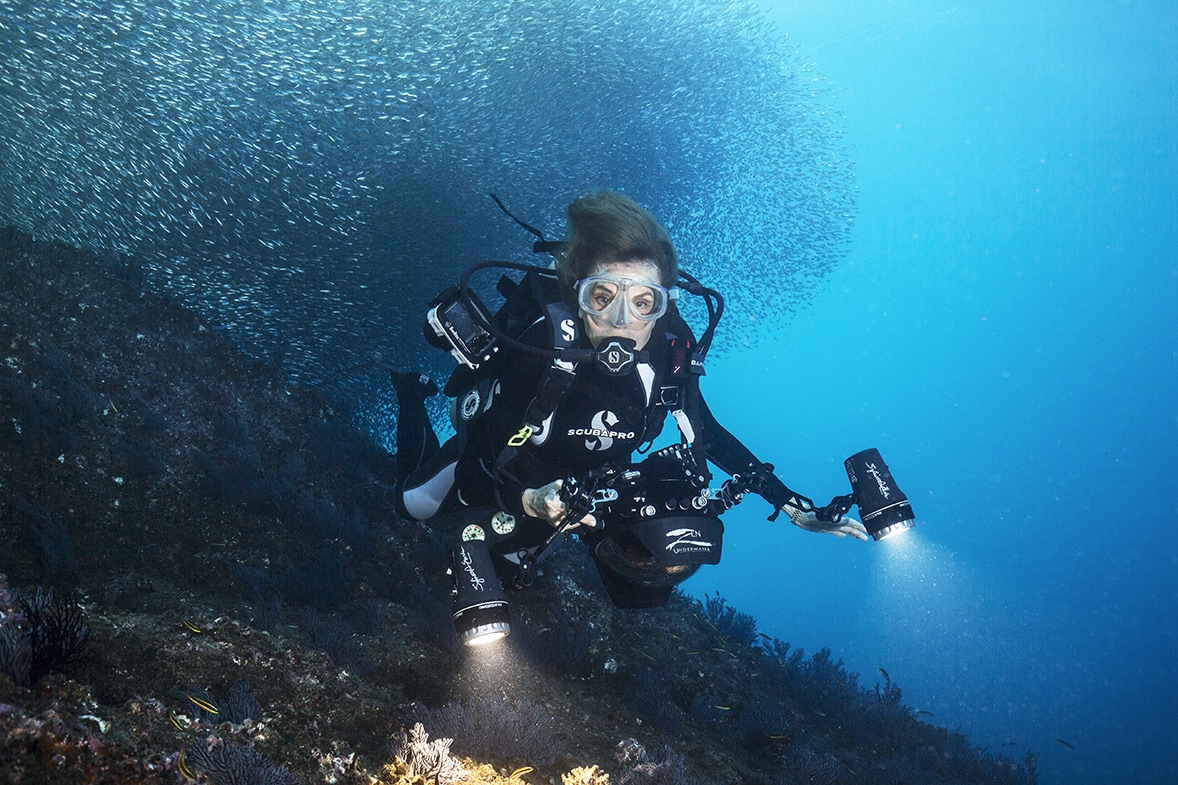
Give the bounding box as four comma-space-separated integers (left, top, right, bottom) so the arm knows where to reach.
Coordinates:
389, 722, 468, 785
176, 682, 263, 726
219, 682, 263, 725
183, 738, 300, 785
564, 765, 610, 785
0, 587, 89, 687
411, 695, 560, 765
699, 593, 757, 649
0, 615, 32, 687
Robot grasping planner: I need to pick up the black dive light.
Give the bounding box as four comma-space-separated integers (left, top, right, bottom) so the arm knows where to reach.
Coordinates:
450, 540, 510, 646
844, 448, 915, 541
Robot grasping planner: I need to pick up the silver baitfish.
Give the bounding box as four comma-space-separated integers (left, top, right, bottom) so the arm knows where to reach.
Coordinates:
0, 0, 855, 391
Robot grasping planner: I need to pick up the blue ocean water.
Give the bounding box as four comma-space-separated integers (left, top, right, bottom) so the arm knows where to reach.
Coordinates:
1, 0, 1174, 782
685, 3, 1178, 784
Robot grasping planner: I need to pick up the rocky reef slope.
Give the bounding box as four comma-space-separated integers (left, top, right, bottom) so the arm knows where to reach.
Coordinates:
0, 228, 1037, 784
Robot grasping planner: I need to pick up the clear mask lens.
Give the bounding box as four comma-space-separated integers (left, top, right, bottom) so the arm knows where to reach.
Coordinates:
576, 275, 670, 325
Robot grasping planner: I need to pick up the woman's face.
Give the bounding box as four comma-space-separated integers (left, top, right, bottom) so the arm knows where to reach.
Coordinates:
577, 259, 664, 350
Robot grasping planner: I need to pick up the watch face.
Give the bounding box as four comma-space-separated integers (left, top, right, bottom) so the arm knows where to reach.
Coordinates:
461, 524, 486, 541
491, 511, 516, 535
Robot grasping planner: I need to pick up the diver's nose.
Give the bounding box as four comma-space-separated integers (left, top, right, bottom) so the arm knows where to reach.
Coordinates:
611, 303, 631, 327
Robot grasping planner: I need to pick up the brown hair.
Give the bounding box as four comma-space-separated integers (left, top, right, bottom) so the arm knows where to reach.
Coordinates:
557, 191, 678, 302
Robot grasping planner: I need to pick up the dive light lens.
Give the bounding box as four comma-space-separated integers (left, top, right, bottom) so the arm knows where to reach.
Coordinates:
454, 601, 510, 646
844, 448, 916, 541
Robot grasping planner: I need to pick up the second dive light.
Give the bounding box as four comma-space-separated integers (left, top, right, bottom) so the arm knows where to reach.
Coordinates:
844, 448, 916, 541
450, 539, 510, 646
805, 448, 916, 541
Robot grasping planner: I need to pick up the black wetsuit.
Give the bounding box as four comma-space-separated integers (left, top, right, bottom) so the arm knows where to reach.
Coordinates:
397, 313, 789, 534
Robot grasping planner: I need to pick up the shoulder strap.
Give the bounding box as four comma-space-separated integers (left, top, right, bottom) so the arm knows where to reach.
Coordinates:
518, 300, 580, 438
496, 299, 583, 468
639, 309, 708, 457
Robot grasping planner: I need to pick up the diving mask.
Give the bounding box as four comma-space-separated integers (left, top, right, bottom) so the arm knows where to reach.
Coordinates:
576, 274, 673, 326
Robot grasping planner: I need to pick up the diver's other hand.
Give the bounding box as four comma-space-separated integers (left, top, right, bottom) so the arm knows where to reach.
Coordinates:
782, 498, 869, 541
522, 479, 598, 529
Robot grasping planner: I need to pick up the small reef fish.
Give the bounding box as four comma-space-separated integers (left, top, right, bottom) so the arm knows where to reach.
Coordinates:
186, 694, 219, 715
878, 667, 890, 681
509, 767, 533, 779
1055, 739, 1075, 750
177, 748, 196, 780
181, 619, 202, 634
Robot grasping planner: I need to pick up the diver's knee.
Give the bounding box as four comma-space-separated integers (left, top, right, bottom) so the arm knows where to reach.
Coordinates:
393, 482, 416, 521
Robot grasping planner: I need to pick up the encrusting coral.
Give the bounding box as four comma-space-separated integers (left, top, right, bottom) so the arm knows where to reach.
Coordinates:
564, 764, 610, 785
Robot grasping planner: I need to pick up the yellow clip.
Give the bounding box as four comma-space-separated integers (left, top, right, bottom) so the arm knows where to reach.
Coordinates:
506, 426, 533, 447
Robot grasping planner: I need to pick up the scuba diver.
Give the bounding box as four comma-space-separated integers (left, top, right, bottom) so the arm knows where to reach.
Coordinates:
391, 191, 907, 645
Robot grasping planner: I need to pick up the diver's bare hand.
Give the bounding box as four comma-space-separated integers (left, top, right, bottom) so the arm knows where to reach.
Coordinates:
522, 479, 598, 529
782, 499, 869, 541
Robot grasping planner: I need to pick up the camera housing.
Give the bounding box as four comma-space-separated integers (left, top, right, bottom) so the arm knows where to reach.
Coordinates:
425, 286, 499, 369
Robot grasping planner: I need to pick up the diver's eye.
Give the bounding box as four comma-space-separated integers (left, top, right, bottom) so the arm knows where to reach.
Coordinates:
631, 291, 655, 314
590, 284, 618, 310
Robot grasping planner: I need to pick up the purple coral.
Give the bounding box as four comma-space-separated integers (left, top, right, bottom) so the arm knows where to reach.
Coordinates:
0, 574, 17, 621
183, 738, 300, 785
411, 694, 560, 766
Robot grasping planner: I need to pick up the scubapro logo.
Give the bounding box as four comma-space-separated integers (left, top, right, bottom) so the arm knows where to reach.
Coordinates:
459, 389, 481, 420
569, 410, 635, 451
